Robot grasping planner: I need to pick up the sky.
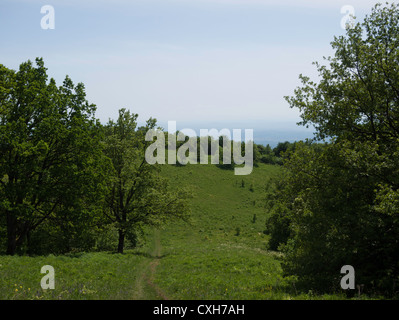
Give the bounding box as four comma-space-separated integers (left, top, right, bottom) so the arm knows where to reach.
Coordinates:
0, 0, 394, 143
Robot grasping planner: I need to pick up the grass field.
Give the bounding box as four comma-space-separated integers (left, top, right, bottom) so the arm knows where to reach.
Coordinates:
0, 163, 349, 300
154, 163, 348, 300
154, 163, 287, 299
0, 235, 164, 300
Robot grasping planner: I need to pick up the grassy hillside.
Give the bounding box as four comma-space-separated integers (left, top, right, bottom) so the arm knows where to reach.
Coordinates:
0, 162, 347, 300
155, 163, 285, 299
154, 163, 347, 299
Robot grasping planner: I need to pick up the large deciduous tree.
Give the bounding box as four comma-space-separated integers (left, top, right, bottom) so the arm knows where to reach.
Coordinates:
103, 109, 191, 254
0, 58, 104, 255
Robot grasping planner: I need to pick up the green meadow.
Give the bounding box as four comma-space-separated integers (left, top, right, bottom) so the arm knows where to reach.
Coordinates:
153, 163, 348, 300
0, 162, 349, 300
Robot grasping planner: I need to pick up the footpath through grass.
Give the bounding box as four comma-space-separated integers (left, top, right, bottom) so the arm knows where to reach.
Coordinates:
0, 163, 349, 300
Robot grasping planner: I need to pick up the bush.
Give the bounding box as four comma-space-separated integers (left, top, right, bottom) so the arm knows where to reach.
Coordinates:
260, 154, 283, 166
264, 203, 291, 251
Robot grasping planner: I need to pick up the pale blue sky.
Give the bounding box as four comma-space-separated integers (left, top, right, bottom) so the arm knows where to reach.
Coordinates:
0, 0, 390, 137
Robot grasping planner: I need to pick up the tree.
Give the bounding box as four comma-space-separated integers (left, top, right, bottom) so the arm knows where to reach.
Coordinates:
0, 58, 105, 255
102, 109, 191, 254
272, 141, 291, 157
286, 3, 399, 146
258, 143, 282, 165
271, 3, 399, 295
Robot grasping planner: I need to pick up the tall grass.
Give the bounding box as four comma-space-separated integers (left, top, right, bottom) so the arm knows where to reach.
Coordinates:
0, 249, 152, 300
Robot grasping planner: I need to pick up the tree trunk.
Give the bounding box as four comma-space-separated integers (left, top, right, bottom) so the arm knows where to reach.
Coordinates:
26, 230, 32, 256
6, 212, 17, 255
117, 229, 125, 254
6, 212, 30, 255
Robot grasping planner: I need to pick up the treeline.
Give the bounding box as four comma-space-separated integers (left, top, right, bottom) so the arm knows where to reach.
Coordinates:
264, 3, 399, 298
0, 59, 191, 256
170, 133, 298, 167
256, 141, 302, 166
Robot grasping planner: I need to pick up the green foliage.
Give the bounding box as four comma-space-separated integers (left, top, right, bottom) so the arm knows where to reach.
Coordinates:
0, 59, 192, 256
273, 141, 293, 157
264, 202, 291, 251
275, 3, 399, 296
257, 143, 285, 165
0, 58, 106, 255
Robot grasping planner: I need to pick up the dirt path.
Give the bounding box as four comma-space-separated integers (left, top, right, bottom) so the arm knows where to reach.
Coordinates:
131, 229, 169, 300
